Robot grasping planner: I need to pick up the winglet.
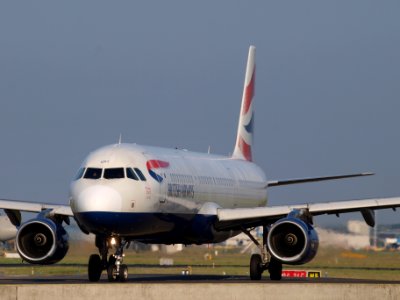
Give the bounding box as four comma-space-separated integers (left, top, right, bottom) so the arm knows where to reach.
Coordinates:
232, 46, 256, 161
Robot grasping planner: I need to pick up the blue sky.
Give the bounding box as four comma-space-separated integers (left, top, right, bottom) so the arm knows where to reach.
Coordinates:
0, 1, 399, 226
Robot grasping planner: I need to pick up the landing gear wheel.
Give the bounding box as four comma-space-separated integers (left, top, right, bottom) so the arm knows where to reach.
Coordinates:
119, 264, 128, 282
88, 254, 102, 282
107, 264, 118, 282
250, 254, 263, 280
268, 258, 282, 281
108, 255, 116, 266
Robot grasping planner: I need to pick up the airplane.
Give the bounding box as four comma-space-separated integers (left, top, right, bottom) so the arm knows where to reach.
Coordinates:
0, 214, 17, 242
1, 45, 400, 282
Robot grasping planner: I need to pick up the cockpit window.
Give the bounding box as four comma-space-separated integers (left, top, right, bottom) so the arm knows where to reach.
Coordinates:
104, 168, 125, 179
74, 167, 86, 180
84, 168, 102, 179
126, 168, 139, 181
134, 168, 146, 181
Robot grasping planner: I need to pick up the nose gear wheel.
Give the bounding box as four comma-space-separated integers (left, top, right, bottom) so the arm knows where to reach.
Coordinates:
87, 235, 130, 283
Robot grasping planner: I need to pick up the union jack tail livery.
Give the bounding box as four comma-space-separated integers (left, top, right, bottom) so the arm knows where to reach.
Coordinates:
232, 45, 255, 161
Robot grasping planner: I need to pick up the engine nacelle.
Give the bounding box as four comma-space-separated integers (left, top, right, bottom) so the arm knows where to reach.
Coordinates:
16, 218, 69, 264
267, 217, 318, 265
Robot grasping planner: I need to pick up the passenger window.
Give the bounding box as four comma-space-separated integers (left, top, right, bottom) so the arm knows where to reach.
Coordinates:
104, 168, 125, 179
134, 168, 146, 181
84, 168, 102, 179
74, 167, 86, 180
126, 168, 139, 181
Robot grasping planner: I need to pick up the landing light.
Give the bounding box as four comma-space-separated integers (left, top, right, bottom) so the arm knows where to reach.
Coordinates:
110, 237, 117, 246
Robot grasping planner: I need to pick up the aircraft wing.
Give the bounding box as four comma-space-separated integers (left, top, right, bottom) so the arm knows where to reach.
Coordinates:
0, 199, 73, 227
0, 199, 73, 216
216, 197, 400, 231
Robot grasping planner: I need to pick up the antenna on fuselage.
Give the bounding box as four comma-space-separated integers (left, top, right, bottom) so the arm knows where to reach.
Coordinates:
118, 134, 122, 145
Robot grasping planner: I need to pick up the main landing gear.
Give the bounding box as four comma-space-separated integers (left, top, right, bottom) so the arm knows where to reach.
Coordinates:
243, 226, 282, 281
88, 235, 129, 282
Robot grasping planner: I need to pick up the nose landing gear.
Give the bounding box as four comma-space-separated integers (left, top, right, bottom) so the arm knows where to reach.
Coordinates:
88, 253, 102, 282
107, 242, 129, 282
87, 235, 129, 282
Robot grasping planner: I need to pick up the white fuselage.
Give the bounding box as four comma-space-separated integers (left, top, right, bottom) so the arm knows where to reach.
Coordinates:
0, 214, 17, 242
69, 143, 268, 244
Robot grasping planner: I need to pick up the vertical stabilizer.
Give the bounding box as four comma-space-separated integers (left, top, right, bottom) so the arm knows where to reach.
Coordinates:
232, 46, 256, 161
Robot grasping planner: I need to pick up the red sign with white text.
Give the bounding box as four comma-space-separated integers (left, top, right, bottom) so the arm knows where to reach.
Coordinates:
282, 270, 307, 278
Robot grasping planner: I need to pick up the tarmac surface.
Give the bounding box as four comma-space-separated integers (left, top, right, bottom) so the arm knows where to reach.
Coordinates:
0, 273, 400, 285
1, 273, 400, 300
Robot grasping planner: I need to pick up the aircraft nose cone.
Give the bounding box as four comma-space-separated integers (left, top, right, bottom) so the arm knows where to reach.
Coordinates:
72, 185, 123, 213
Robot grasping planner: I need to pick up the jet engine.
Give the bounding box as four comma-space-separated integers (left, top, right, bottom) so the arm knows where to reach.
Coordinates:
16, 218, 69, 264
267, 216, 318, 265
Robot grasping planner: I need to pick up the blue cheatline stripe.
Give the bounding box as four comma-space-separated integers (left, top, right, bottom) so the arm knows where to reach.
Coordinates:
148, 169, 163, 182
74, 211, 232, 244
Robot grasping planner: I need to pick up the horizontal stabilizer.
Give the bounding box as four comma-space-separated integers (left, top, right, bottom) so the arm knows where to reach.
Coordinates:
266, 172, 374, 188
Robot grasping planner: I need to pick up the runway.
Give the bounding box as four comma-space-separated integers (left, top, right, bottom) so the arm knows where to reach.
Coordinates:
0, 273, 399, 285
1, 273, 400, 300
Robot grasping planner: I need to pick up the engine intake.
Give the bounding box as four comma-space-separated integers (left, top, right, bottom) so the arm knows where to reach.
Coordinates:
267, 217, 318, 265
16, 218, 69, 264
